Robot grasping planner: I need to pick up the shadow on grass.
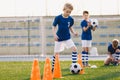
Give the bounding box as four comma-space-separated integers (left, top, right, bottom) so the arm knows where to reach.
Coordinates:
90, 71, 120, 80
63, 65, 120, 80
63, 73, 86, 77
100, 65, 118, 67
24, 78, 29, 80
62, 68, 87, 77
62, 68, 69, 71
89, 65, 120, 80
23, 75, 43, 80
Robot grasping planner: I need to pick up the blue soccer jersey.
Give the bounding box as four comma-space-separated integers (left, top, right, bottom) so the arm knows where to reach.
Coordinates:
81, 20, 92, 40
53, 14, 74, 41
108, 44, 120, 54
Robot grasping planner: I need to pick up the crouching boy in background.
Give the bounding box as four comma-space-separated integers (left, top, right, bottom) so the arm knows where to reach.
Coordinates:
104, 39, 120, 66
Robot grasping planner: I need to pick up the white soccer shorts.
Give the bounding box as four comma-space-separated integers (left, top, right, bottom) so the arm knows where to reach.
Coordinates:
81, 40, 92, 47
54, 39, 76, 53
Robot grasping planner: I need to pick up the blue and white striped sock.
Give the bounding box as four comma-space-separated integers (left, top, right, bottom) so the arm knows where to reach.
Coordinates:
82, 51, 86, 66
52, 56, 55, 72
115, 52, 120, 61
72, 52, 77, 63
86, 52, 89, 66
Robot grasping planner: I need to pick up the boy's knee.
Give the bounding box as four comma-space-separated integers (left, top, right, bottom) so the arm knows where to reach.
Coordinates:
82, 47, 86, 51
54, 53, 59, 55
104, 60, 110, 66
104, 58, 112, 65
82, 47, 89, 52
72, 46, 77, 52
86, 48, 89, 52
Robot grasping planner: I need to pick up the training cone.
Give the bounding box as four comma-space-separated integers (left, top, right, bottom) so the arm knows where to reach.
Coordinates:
53, 54, 62, 78
30, 59, 41, 80
78, 54, 85, 74
43, 57, 53, 80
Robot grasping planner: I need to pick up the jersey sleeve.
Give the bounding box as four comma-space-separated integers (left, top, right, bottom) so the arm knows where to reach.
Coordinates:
70, 18, 74, 27
53, 16, 59, 27
108, 45, 112, 53
118, 46, 120, 49
108, 46, 111, 52
81, 21, 86, 28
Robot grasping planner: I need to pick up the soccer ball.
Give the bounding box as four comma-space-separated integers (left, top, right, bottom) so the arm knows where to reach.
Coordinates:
70, 63, 82, 74
90, 19, 99, 27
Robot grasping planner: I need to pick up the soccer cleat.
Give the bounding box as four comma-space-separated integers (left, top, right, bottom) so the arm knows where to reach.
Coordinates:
111, 61, 119, 66
114, 62, 119, 66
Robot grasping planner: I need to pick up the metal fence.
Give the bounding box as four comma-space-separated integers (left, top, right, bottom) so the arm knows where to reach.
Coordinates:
0, 16, 120, 55
0, 17, 41, 55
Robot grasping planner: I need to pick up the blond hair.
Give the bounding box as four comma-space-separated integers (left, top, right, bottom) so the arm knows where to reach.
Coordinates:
112, 39, 119, 43
63, 3, 73, 10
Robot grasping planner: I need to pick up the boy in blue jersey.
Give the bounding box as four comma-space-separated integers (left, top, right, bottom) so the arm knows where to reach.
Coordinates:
80, 11, 96, 67
104, 39, 120, 66
52, 3, 78, 72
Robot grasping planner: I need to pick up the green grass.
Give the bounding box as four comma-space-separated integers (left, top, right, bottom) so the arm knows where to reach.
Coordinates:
0, 61, 120, 80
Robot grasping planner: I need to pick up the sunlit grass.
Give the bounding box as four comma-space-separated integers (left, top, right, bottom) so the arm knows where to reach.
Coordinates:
0, 61, 120, 80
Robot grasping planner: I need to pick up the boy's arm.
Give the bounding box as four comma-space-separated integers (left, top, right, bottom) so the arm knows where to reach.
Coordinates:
108, 46, 115, 60
52, 16, 59, 41
108, 52, 115, 61
108, 52, 112, 57
52, 26, 59, 41
116, 49, 120, 53
92, 26, 96, 31
83, 26, 90, 31
69, 27, 78, 36
83, 22, 91, 31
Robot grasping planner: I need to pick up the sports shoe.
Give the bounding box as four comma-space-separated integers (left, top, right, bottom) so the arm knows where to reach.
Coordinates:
111, 61, 119, 66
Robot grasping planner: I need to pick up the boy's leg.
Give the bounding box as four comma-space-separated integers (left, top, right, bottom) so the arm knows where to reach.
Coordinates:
82, 50, 86, 66
84, 41, 92, 67
108, 54, 118, 66
104, 55, 113, 66
81, 40, 86, 66
117, 52, 120, 63
82, 50, 89, 67
52, 41, 64, 72
71, 46, 78, 63
113, 52, 120, 65
65, 39, 78, 63
115, 52, 120, 61
85, 47, 89, 66
52, 53, 58, 72
85, 51, 89, 66
81, 40, 90, 67
104, 57, 112, 66
104, 54, 116, 66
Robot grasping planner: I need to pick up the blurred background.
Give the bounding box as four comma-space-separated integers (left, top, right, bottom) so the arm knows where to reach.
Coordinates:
0, 0, 120, 56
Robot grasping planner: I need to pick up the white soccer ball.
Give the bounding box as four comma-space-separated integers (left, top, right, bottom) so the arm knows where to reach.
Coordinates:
91, 19, 99, 27
70, 63, 82, 74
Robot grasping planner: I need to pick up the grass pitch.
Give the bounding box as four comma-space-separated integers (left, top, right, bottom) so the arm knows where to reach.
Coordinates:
0, 61, 120, 80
